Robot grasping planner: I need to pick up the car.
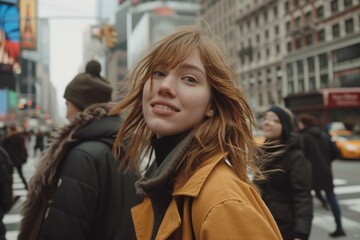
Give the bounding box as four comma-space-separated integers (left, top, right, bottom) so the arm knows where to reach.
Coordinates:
332, 134, 360, 160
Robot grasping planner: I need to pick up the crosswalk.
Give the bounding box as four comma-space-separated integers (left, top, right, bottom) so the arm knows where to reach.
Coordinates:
4, 156, 36, 240
311, 179, 360, 239
4, 166, 360, 239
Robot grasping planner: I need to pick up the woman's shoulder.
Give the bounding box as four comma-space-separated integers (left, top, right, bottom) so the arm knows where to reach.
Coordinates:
196, 161, 260, 207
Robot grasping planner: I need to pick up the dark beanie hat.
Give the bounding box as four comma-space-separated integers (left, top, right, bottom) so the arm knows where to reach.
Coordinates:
267, 106, 293, 141
63, 60, 113, 110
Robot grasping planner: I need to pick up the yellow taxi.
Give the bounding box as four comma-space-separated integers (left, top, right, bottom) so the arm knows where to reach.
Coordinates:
332, 134, 360, 160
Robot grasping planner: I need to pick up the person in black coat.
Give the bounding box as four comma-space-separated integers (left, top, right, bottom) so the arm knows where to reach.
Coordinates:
255, 106, 313, 240
298, 114, 345, 238
2, 124, 28, 190
0, 146, 13, 240
19, 60, 142, 240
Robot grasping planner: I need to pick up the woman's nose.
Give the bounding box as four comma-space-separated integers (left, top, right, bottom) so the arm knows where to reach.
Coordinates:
157, 75, 176, 97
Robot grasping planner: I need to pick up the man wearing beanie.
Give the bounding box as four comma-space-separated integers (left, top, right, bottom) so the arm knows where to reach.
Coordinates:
19, 60, 141, 240
254, 106, 313, 240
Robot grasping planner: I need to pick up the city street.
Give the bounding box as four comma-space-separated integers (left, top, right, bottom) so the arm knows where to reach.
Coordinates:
4, 141, 360, 239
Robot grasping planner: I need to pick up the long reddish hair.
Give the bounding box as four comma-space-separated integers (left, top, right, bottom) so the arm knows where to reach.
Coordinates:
110, 26, 263, 185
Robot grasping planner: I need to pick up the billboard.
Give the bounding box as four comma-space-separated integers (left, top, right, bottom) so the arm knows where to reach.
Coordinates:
20, 0, 36, 50
0, 88, 17, 121
0, 0, 20, 75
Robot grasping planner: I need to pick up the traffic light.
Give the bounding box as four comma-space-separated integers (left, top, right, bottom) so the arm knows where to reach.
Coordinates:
103, 25, 118, 48
91, 26, 104, 43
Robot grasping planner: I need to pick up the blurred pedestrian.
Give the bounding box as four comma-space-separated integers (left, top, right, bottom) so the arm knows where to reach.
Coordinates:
298, 113, 345, 238
255, 106, 313, 240
33, 128, 45, 157
110, 26, 282, 239
0, 146, 13, 240
19, 60, 141, 240
2, 124, 28, 190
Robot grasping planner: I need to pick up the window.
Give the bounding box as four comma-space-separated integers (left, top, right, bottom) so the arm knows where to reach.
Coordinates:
333, 43, 360, 63
288, 81, 294, 94
273, 5, 278, 17
267, 78, 272, 85
255, 16, 259, 26
344, 0, 353, 8
332, 23, 340, 38
266, 48, 270, 57
317, 6, 324, 19
275, 25, 279, 34
297, 60, 304, 75
264, 11, 268, 22
287, 42, 292, 53
294, 0, 299, 7
256, 34, 260, 42
295, 38, 302, 49
306, 34, 313, 45
287, 63, 293, 77
257, 51, 261, 60
286, 21, 291, 32
267, 91, 273, 105
298, 79, 304, 92
320, 74, 329, 88
258, 94, 263, 106
318, 29, 325, 42
265, 30, 269, 38
305, 12, 312, 23
345, 18, 354, 34
307, 57, 315, 73
331, 0, 338, 14
309, 77, 316, 91
295, 16, 301, 27
277, 89, 282, 104
285, 1, 290, 13
319, 53, 328, 69
276, 44, 280, 54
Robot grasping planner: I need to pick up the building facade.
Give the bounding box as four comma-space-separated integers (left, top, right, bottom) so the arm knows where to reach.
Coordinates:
109, 0, 199, 98
200, 0, 360, 127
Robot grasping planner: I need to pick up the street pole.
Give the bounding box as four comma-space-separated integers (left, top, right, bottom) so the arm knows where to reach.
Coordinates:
26, 59, 32, 114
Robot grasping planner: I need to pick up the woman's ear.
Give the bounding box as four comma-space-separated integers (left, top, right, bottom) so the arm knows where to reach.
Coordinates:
206, 109, 214, 117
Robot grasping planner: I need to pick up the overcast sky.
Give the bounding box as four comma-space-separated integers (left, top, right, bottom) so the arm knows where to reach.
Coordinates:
38, 0, 96, 123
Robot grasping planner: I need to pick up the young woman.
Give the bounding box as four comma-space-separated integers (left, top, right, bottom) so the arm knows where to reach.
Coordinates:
255, 106, 313, 240
110, 26, 282, 239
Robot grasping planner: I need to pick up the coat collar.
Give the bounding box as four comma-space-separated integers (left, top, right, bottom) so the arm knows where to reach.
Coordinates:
173, 152, 227, 197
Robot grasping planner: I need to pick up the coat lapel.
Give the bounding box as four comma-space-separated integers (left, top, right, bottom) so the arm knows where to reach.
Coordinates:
131, 198, 154, 240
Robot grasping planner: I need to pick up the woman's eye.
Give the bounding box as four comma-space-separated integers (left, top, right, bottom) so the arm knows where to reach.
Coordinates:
184, 76, 197, 84
153, 70, 166, 77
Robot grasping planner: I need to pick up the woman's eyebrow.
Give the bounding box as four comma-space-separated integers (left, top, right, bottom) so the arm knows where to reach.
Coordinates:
178, 63, 206, 78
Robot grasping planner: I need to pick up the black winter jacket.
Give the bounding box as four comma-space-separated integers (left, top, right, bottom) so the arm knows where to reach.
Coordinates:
0, 147, 13, 217
2, 132, 28, 166
256, 135, 313, 240
19, 104, 142, 240
299, 127, 339, 191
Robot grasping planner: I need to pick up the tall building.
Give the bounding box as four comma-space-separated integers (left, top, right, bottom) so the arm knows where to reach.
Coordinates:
109, 0, 199, 100
200, 0, 360, 128
200, 0, 286, 122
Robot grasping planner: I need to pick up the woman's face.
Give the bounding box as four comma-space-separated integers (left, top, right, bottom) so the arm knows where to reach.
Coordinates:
262, 111, 282, 140
65, 100, 80, 122
142, 49, 213, 138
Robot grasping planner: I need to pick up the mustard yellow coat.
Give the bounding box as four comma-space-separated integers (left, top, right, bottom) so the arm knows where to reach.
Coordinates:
131, 153, 283, 240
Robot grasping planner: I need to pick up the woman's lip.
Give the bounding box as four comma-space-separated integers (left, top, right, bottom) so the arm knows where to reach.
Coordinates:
150, 100, 180, 112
